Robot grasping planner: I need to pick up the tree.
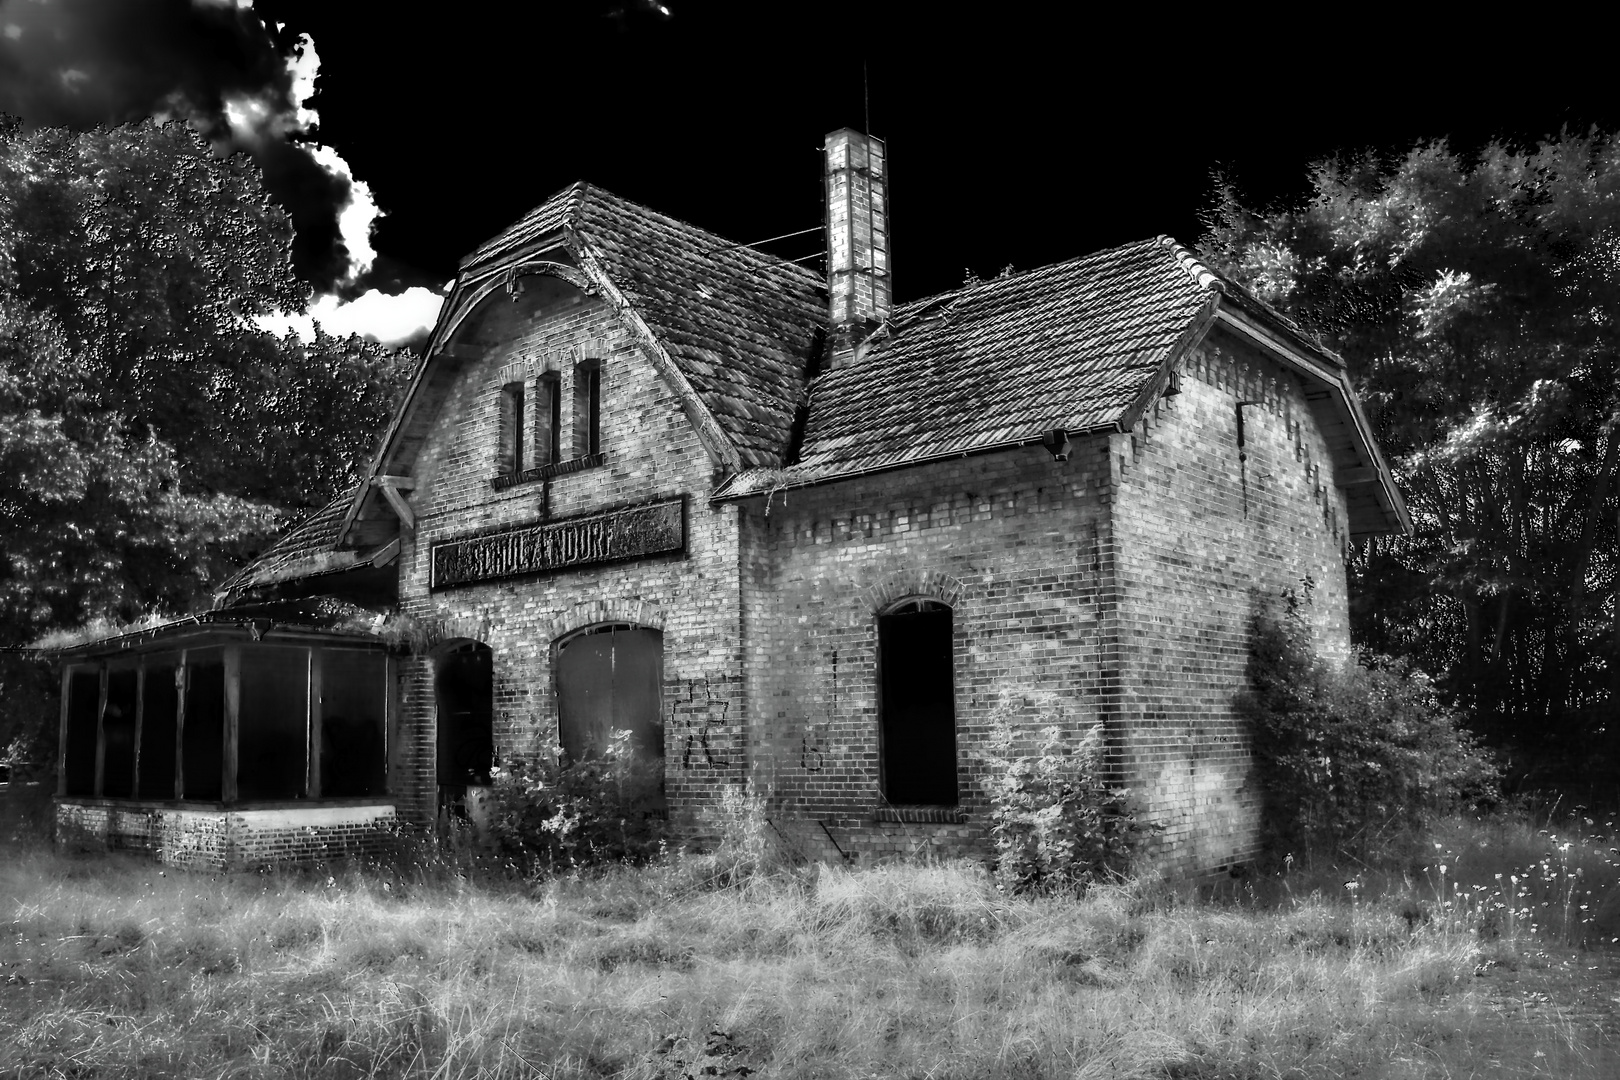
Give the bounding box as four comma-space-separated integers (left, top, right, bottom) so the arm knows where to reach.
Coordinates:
1201, 131, 1620, 789
0, 116, 411, 646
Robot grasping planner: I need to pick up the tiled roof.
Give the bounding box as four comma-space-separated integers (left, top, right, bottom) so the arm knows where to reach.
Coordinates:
214, 484, 370, 598
717, 236, 1219, 496
467, 183, 827, 468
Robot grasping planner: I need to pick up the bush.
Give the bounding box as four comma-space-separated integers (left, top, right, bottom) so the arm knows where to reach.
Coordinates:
480, 730, 666, 875
1240, 583, 1499, 864
979, 692, 1154, 895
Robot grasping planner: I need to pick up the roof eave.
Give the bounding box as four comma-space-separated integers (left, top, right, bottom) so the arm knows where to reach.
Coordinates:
711, 422, 1124, 502
1213, 305, 1411, 536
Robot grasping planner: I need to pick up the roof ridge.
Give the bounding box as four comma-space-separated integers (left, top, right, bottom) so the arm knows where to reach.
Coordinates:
1158, 235, 1225, 293
892, 235, 1193, 318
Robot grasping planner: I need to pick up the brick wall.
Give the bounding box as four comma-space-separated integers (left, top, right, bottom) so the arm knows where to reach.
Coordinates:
1110, 323, 1352, 876
384, 274, 1358, 876
736, 323, 1355, 872
738, 442, 1117, 859
397, 276, 746, 826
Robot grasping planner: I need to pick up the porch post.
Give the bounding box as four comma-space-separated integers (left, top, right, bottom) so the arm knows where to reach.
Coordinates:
92, 665, 108, 798
307, 648, 323, 799
131, 664, 146, 800
223, 646, 240, 804
174, 651, 187, 800
56, 665, 71, 797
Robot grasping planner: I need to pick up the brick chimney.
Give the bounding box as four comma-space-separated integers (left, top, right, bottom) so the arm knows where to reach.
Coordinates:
824, 128, 890, 369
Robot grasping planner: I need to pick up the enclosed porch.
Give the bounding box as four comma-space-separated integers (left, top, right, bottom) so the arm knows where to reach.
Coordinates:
52, 602, 402, 869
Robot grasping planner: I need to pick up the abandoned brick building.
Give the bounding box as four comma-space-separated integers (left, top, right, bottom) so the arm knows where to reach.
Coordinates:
53, 129, 1407, 872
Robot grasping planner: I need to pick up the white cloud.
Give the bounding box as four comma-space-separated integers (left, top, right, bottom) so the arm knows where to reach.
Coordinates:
307, 143, 379, 281
256, 287, 444, 346
284, 33, 320, 131
213, 34, 382, 288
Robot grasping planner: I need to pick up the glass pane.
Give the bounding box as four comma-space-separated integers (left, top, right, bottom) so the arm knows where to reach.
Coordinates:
322, 651, 387, 797
237, 647, 309, 801
182, 656, 224, 801
138, 664, 178, 799
101, 669, 139, 798
62, 671, 100, 797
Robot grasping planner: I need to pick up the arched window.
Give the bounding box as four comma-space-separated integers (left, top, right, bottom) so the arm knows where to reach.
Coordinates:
555, 624, 663, 763
878, 598, 957, 806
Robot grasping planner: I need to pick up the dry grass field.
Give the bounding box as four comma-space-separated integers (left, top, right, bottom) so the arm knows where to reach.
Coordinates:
3, 795, 1620, 1079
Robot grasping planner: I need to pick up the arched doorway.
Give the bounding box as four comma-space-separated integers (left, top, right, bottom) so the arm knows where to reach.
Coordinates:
555, 624, 664, 765
434, 641, 494, 792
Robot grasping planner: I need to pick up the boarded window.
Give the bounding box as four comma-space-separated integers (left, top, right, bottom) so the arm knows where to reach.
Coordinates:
62, 670, 100, 797
101, 669, 139, 798
237, 647, 309, 801
557, 625, 663, 762
878, 600, 958, 806
138, 662, 179, 799
182, 657, 225, 801
323, 650, 387, 797
435, 643, 493, 786
536, 373, 560, 467
497, 382, 524, 474
573, 360, 600, 458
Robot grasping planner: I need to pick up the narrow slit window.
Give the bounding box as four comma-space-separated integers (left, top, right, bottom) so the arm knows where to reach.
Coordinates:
536, 373, 560, 467
877, 599, 958, 806
498, 382, 524, 474
573, 360, 600, 459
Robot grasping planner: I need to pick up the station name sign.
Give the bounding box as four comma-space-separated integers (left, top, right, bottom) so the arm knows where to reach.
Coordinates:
431, 498, 684, 589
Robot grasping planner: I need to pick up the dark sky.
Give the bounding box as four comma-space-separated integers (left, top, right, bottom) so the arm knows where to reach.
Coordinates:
4, 1, 1618, 332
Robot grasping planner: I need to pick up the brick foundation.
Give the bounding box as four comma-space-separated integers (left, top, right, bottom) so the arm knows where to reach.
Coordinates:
56, 799, 397, 871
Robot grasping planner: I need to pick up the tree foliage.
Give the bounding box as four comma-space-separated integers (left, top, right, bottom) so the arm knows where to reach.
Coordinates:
1202, 130, 1620, 788
0, 117, 411, 647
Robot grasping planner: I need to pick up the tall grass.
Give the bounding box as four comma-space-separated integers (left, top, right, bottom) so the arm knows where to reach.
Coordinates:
4, 814, 1619, 1079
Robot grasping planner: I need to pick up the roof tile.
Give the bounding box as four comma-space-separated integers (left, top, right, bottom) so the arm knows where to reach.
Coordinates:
719, 237, 1216, 494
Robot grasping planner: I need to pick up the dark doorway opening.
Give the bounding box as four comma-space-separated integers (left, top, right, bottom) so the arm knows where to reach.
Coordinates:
878, 599, 958, 806
435, 642, 494, 788
556, 625, 664, 764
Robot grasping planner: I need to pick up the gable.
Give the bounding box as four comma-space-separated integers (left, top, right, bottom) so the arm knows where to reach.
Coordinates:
331, 183, 825, 548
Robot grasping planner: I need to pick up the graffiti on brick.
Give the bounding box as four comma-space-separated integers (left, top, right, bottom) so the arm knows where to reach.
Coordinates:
670, 676, 731, 769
